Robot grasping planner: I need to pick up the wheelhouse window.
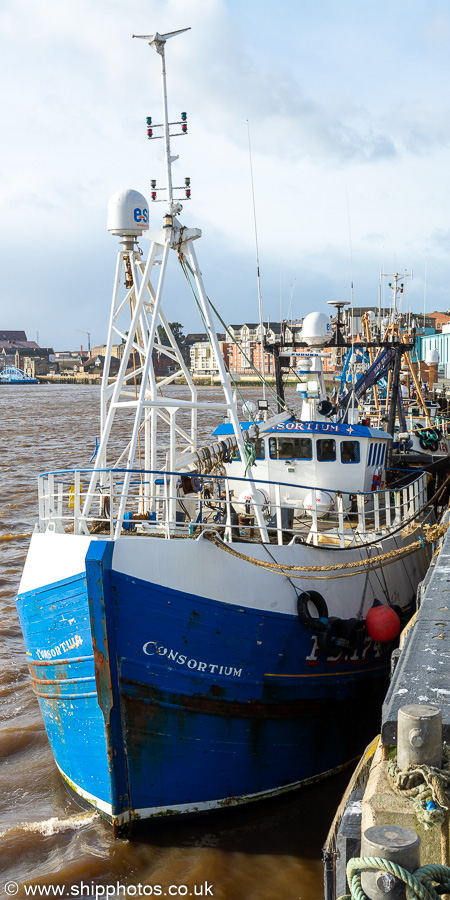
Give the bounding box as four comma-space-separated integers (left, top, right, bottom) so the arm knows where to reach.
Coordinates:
269, 437, 312, 460
340, 440, 360, 464
316, 439, 336, 462
231, 438, 265, 461
254, 438, 265, 459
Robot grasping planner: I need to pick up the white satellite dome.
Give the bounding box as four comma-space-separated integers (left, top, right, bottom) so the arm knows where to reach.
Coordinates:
301, 312, 332, 347
426, 348, 440, 365
241, 400, 257, 418
234, 488, 269, 518
107, 189, 149, 236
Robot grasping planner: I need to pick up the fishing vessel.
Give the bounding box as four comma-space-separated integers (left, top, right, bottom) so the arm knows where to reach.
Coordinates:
16, 29, 435, 831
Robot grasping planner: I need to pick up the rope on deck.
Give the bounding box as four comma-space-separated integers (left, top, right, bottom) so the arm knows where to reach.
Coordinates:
204, 520, 449, 580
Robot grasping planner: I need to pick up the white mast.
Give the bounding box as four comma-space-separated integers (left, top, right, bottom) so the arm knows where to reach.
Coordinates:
133, 29, 191, 211
381, 270, 413, 321
81, 28, 268, 540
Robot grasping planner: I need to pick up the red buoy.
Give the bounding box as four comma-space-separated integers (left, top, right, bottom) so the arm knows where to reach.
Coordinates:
365, 604, 401, 642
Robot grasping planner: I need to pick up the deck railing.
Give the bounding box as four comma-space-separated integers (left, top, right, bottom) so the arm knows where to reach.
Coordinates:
37, 467, 428, 547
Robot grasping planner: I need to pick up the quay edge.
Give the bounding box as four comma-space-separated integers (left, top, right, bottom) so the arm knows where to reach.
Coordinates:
324, 506, 450, 900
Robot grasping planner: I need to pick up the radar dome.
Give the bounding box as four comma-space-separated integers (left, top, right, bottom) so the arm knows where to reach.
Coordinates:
301, 312, 332, 347
426, 348, 440, 365
241, 400, 257, 418
107, 189, 149, 236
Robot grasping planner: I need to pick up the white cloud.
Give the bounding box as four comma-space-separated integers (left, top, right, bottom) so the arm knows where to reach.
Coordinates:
1, 0, 450, 346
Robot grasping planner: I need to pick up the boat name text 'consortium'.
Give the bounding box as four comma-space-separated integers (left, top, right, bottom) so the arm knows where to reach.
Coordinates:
143, 641, 242, 677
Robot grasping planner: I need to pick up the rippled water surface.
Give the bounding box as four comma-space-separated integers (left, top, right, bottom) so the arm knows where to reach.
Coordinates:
0, 384, 349, 899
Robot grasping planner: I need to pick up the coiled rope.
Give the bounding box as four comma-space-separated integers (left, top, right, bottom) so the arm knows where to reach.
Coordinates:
338, 858, 450, 900
387, 747, 450, 830
204, 520, 448, 580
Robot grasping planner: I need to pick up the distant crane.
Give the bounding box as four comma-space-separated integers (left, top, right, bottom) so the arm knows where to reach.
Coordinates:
75, 329, 91, 354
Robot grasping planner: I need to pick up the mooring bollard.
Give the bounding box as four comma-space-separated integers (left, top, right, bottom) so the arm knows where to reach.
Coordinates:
397, 704, 442, 770
360, 824, 420, 900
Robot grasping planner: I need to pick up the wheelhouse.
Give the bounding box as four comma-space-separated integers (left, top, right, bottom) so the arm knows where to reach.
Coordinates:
213, 419, 391, 509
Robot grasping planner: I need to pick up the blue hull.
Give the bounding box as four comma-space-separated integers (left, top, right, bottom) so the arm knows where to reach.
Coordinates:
16, 540, 392, 826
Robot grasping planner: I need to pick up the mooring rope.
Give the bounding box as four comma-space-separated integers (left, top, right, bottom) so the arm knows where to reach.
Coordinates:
387, 747, 450, 830
338, 858, 450, 900
203, 520, 448, 580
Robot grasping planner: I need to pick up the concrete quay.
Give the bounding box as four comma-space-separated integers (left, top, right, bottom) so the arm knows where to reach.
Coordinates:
324, 512, 450, 900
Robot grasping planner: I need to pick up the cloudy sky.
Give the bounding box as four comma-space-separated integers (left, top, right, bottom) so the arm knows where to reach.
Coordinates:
1, 0, 450, 350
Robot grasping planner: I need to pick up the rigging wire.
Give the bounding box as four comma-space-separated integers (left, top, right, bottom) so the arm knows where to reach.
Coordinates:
247, 120, 266, 400
345, 187, 356, 397
178, 254, 292, 414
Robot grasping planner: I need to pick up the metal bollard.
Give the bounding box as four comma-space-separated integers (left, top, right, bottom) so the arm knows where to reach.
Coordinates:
397, 704, 442, 770
360, 824, 420, 900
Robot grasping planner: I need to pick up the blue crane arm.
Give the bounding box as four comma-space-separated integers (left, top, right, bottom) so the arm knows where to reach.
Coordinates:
337, 346, 396, 421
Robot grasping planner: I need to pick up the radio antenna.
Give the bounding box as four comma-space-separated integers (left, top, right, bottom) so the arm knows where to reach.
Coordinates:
133, 28, 191, 213
247, 120, 266, 398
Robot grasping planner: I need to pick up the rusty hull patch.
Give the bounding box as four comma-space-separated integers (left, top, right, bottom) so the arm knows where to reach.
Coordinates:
120, 678, 331, 720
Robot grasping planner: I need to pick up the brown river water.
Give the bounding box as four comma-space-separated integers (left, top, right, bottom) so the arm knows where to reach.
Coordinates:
0, 384, 354, 900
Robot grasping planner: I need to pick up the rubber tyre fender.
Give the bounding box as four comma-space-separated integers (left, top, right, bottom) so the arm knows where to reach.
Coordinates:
317, 399, 334, 418
318, 617, 349, 655
419, 435, 438, 452
345, 617, 366, 652
297, 590, 328, 630
391, 601, 414, 626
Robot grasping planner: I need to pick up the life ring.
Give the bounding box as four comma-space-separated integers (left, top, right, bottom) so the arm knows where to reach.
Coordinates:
371, 467, 382, 492
297, 590, 328, 630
